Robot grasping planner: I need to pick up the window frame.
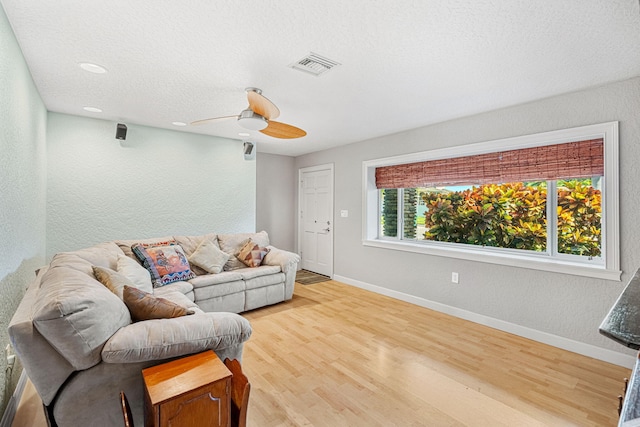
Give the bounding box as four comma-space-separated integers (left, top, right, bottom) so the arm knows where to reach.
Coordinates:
362, 122, 620, 281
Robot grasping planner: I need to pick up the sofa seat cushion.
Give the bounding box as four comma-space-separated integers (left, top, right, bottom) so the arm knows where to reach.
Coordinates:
101, 312, 252, 363
189, 271, 243, 288
32, 265, 131, 370
122, 286, 196, 321
237, 265, 281, 280
244, 272, 286, 291
193, 280, 245, 301
152, 287, 203, 314
152, 281, 193, 297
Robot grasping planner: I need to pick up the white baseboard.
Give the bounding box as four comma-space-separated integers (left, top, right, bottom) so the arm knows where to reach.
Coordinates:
0, 370, 27, 427
333, 274, 636, 369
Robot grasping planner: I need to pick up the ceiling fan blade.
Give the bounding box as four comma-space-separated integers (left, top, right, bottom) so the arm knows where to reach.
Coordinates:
247, 89, 280, 120
190, 115, 238, 126
260, 121, 307, 139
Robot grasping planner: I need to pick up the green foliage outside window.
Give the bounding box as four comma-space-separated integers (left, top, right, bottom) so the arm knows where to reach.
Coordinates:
420, 180, 601, 257
403, 188, 418, 239
382, 189, 398, 237
556, 180, 601, 256
422, 183, 547, 251
381, 188, 418, 238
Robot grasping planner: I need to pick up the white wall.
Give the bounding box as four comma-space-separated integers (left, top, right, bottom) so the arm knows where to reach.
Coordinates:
295, 77, 640, 365
256, 152, 296, 251
0, 3, 47, 416
46, 113, 256, 256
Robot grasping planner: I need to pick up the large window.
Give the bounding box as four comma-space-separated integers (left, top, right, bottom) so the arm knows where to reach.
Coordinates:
363, 122, 620, 280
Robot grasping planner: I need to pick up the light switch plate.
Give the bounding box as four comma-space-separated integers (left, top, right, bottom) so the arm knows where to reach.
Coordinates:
340, 210, 349, 218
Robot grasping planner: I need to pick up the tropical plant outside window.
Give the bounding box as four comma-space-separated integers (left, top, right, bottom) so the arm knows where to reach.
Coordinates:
380, 177, 601, 258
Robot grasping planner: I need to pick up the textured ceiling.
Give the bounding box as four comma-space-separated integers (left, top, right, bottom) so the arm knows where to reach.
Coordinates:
2, 1, 640, 156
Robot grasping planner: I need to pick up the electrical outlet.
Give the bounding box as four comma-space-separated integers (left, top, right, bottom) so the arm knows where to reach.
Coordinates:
5, 344, 15, 367
451, 272, 459, 284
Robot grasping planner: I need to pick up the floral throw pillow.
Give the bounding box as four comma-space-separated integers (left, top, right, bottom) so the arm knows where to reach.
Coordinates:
132, 243, 195, 287
237, 239, 270, 268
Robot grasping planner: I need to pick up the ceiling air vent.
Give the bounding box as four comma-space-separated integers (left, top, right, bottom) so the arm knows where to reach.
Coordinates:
290, 53, 340, 77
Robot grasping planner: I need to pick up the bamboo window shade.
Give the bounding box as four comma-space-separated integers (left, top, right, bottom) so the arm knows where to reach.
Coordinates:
375, 138, 604, 189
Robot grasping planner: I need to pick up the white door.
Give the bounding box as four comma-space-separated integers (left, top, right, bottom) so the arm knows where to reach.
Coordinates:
299, 165, 334, 277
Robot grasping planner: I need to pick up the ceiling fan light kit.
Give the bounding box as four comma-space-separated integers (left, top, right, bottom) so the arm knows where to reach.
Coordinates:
238, 109, 268, 131
190, 87, 306, 139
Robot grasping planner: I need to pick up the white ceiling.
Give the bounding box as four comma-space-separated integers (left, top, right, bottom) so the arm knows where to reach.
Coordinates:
2, 1, 640, 157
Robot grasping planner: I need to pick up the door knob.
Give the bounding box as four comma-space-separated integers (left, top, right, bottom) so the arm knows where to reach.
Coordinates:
324, 227, 331, 232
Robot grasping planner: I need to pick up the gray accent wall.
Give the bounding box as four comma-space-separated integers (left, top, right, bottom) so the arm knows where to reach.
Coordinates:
295, 77, 640, 358
0, 3, 47, 417
46, 113, 256, 256
256, 152, 296, 251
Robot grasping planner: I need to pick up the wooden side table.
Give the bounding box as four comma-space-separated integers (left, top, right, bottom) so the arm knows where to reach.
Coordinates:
143, 350, 232, 427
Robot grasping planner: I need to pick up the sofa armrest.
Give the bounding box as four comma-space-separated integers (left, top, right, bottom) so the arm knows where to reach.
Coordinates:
263, 246, 300, 273
101, 312, 251, 364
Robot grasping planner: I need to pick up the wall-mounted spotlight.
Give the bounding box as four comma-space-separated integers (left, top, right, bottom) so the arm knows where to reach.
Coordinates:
116, 123, 127, 140
243, 141, 255, 161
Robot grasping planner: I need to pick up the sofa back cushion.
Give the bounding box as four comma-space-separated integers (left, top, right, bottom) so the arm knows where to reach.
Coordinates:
33, 252, 131, 371
49, 241, 122, 272
218, 231, 270, 271
114, 236, 175, 260
8, 268, 76, 406
174, 233, 220, 255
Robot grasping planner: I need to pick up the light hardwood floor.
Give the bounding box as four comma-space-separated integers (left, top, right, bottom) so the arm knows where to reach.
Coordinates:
242, 280, 630, 427
11, 280, 631, 426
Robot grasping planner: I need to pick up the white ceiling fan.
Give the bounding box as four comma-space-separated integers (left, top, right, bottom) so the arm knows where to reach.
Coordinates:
191, 87, 307, 139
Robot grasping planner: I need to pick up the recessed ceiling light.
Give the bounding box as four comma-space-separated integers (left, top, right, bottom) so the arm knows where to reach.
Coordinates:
83, 106, 102, 113
79, 62, 107, 74
172, 121, 187, 127
238, 132, 251, 137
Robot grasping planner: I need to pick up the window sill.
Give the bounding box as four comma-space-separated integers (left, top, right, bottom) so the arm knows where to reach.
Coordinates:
362, 238, 622, 281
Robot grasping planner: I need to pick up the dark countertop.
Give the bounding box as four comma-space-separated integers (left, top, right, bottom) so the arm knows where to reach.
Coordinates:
621, 355, 640, 425
600, 269, 640, 350
600, 269, 640, 426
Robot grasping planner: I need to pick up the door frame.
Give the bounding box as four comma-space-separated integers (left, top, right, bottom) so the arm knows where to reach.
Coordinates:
297, 163, 334, 277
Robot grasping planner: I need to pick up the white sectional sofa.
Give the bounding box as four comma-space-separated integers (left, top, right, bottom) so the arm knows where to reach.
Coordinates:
8, 231, 300, 427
